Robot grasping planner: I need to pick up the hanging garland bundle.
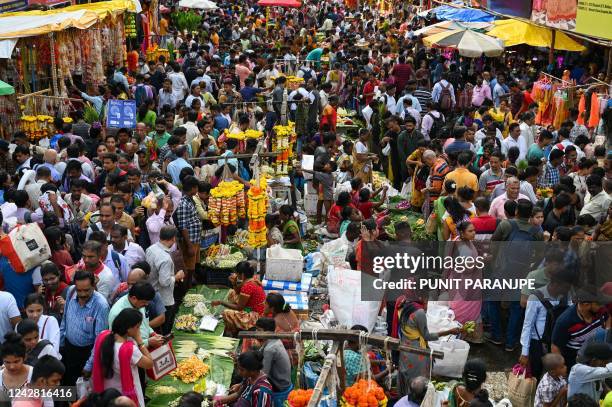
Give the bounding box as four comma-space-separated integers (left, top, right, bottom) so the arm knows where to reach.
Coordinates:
208, 181, 245, 227
247, 177, 268, 248
271, 121, 296, 176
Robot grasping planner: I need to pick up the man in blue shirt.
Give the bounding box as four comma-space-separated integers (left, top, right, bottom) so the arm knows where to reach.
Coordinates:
167, 145, 194, 185
240, 77, 266, 102
59, 270, 109, 386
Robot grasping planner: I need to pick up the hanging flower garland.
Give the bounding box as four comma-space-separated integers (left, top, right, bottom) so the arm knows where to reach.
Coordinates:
271, 121, 296, 176
208, 181, 245, 227
247, 177, 268, 248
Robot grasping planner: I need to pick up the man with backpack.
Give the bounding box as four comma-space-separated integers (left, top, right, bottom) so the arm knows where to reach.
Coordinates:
519, 269, 575, 379
132, 74, 154, 108
488, 199, 544, 351
420, 101, 446, 141
431, 73, 455, 114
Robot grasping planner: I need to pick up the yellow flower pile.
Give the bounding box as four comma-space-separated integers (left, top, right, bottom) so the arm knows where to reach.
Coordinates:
247, 177, 268, 248
209, 181, 245, 226
227, 129, 264, 141
20, 115, 55, 142
171, 356, 210, 383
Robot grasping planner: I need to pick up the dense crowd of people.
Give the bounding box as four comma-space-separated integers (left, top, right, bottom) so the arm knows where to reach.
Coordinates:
0, 0, 611, 406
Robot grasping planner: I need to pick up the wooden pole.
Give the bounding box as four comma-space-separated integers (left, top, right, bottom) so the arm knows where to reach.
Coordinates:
238, 330, 445, 359
548, 30, 556, 66
186, 151, 279, 162
307, 342, 340, 407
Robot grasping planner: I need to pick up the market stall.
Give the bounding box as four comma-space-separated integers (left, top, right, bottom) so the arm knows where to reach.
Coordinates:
0, 79, 16, 138
0, 0, 140, 95
146, 285, 238, 407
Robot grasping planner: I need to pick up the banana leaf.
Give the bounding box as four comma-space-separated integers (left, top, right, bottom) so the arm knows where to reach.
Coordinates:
147, 285, 238, 407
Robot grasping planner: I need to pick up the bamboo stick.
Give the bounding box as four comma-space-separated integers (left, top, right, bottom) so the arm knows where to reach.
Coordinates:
308, 342, 340, 407
16, 89, 50, 100
237, 330, 445, 358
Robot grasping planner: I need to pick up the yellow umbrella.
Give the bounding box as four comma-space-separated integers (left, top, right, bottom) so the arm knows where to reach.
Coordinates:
488, 19, 585, 52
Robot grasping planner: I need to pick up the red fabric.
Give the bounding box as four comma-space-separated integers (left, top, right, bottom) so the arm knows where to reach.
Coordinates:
327, 203, 355, 234
391, 64, 414, 93
390, 297, 423, 339
92, 330, 139, 406
470, 215, 498, 235
64, 260, 105, 284
577, 94, 586, 125
320, 105, 337, 132
357, 201, 374, 220
52, 250, 74, 270
45, 281, 68, 312
588, 92, 600, 128
240, 281, 266, 314
0, 234, 27, 273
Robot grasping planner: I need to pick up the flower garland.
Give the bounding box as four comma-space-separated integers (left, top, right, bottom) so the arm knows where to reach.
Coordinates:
226, 129, 264, 141
271, 121, 296, 176
20, 115, 70, 142
247, 177, 268, 248
208, 181, 245, 226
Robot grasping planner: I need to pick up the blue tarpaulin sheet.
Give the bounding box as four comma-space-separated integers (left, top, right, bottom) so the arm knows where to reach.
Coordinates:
429, 5, 495, 22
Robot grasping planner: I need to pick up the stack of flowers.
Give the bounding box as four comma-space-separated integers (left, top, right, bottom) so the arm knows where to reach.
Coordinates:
20, 115, 55, 142
287, 389, 314, 407
247, 177, 268, 247
208, 181, 245, 226
341, 380, 388, 407
272, 121, 296, 176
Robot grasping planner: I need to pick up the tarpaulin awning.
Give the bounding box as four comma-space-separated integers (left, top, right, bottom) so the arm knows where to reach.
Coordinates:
0, 0, 141, 58
422, 5, 495, 23
257, 0, 301, 8
0, 80, 14, 96
423, 28, 504, 57
488, 19, 586, 52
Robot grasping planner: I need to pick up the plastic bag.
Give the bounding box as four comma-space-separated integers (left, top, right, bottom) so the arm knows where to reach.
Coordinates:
76, 377, 91, 399
429, 339, 470, 378
141, 192, 158, 209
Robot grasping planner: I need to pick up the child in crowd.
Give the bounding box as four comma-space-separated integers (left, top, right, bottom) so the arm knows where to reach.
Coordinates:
357, 185, 388, 219
568, 343, 612, 403
534, 353, 568, 407
300, 160, 337, 226
339, 206, 362, 236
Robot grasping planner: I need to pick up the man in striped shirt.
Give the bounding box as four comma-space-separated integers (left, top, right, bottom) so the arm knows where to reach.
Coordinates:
412, 79, 432, 118
552, 298, 607, 370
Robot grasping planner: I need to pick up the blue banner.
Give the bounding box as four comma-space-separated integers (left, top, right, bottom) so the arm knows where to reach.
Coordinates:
106, 99, 137, 129
488, 0, 532, 18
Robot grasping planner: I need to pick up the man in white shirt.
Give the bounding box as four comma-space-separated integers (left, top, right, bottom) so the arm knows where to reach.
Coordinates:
110, 224, 146, 269
501, 122, 528, 161
399, 98, 421, 129
379, 84, 397, 114
580, 175, 611, 222
289, 85, 313, 113
550, 127, 585, 160
256, 59, 281, 88
167, 63, 189, 102
18, 166, 52, 206
158, 78, 178, 113
519, 111, 537, 148
181, 110, 200, 145
88, 230, 130, 284
362, 100, 374, 130
0, 291, 21, 344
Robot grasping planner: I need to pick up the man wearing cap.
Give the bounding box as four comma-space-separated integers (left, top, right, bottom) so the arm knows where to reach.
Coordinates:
568, 342, 612, 402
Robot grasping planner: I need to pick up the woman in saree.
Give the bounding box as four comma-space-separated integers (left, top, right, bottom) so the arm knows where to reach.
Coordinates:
446, 221, 483, 343
212, 261, 266, 337
405, 140, 428, 209
392, 293, 462, 395
279, 205, 303, 252
352, 128, 376, 184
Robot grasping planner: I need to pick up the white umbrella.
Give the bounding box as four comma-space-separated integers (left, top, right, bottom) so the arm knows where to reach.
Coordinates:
423, 28, 504, 58
178, 0, 218, 10
413, 21, 491, 37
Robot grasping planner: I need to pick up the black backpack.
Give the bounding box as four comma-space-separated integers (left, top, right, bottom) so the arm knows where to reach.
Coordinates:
427, 112, 447, 139
533, 290, 569, 352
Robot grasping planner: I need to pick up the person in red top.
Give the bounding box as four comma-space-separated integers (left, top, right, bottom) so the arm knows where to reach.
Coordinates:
44, 226, 74, 271
362, 72, 380, 106
357, 185, 388, 219
470, 197, 498, 241
40, 263, 68, 318
212, 261, 266, 337
320, 95, 339, 132
327, 191, 356, 234
390, 55, 415, 94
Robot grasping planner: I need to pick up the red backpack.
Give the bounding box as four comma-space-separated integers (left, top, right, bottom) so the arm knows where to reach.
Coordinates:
439, 83, 453, 111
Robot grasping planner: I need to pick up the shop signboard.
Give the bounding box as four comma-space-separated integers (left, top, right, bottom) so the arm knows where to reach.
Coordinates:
0, 0, 27, 13
106, 99, 137, 129
531, 0, 612, 40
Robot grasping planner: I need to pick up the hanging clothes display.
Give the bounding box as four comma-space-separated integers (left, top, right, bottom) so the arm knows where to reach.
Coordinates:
576, 93, 586, 125
588, 92, 600, 129
552, 90, 569, 129
531, 77, 554, 126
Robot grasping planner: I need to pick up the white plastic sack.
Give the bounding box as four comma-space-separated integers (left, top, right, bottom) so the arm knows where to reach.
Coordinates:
327, 266, 382, 331
333, 180, 352, 201
429, 339, 470, 378
320, 238, 350, 269
267, 245, 303, 260
426, 303, 461, 340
